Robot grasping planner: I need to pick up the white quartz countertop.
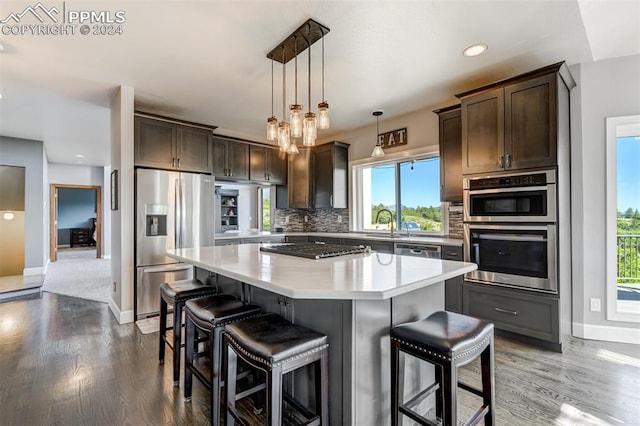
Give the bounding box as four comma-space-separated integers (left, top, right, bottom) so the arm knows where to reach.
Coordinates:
214, 231, 463, 247
167, 244, 476, 300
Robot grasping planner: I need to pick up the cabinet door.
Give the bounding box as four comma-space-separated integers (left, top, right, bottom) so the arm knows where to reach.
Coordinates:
227, 142, 249, 180
267, 148, 287, 184
442, 245, 463, 313
505, 74, 557, 170
176, 125, 212, 173
313, 144, 333, 208
135, 117, 176, 169
288, 147, 312, 208
438, 108, 462, 201
212, 138, 229, 177
249, 145, 268, 182
461, 88, 504, 174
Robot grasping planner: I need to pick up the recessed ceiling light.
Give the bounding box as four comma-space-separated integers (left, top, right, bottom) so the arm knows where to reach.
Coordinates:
75, 154, 84, 158
0, 43, 4, 52
463, 44, 488, 57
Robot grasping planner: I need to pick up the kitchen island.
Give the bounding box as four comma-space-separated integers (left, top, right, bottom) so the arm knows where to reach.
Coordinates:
167, 243, 476, 425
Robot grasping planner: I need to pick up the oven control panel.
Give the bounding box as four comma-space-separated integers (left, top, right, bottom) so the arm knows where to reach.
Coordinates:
468, 172, 547, 190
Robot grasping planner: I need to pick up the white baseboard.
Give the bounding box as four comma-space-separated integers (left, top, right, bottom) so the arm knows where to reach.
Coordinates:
573, 322, 640, 344
102, 255, 111, 259
24, 263, 47, 276
0, 287, 41, 301
108, 297, 134, 324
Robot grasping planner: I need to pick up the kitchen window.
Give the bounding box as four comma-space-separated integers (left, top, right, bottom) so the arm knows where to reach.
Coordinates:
353, 151, 444, 234
258, 187, 274, 231
606, 115, 640, 323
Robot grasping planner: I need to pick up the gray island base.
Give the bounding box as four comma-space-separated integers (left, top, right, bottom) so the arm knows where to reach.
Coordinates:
167, 244, 476, 425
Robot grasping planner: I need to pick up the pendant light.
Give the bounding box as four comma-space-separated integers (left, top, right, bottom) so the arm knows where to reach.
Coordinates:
303, 34, 317, 146
371, 110, 385, 157
266, 59, 278, 141
317, 29, 330, 129
289, 37, 303, 138
277, 45, 290, 151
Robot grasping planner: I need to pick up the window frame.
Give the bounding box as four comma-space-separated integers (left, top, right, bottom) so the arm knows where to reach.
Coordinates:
350, 146, 447, 235
605, 115, 640, 323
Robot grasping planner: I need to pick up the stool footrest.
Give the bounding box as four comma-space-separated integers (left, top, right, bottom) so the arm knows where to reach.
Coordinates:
235, 383, 266, 401
398, 405, 440, 426
464, 404, 490, 426
404, 381, 440, 411
458, 381, 483, 398
283, 393, 320, 426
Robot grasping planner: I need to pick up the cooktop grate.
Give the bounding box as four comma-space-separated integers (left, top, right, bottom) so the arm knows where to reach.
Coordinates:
259, 242, 370, 260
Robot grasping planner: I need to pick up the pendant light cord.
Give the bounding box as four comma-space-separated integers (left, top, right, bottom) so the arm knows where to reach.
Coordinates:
307, 34, 311, 111
321, 29, 325, 102
282, 45, 286, 120
294, 37, 298, 104
271, 59, 274, 117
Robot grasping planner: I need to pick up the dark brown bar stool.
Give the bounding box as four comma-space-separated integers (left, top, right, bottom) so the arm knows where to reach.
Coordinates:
183, 294, 261, 426
158, 279, 217, 385
223, 313, 329, 425
390, 311, 495, 426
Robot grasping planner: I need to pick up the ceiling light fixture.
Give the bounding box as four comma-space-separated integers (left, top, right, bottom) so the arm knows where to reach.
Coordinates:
75, 154, 84, 158
266, 19, 330, 154
3, 212, 15, 221
371, 110, 385, 157
463, 44, 488, 57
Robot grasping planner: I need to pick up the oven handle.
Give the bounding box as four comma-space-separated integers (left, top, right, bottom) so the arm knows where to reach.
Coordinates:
478, 234, 545, 242
466, 185, 551, 195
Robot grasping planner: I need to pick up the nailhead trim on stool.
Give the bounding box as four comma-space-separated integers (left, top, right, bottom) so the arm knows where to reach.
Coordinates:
390, 311, 495, 426
223, 313, 330, 425
183, 294, 261, 426
158, 279, 217, 386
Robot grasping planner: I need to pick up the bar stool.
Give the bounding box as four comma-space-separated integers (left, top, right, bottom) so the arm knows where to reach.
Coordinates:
223, 313, 329, 425
390, 311, 495, 426
183, 294, 261, 425
158, 279, 217, 385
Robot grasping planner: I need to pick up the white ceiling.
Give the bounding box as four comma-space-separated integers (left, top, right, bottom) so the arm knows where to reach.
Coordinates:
0, 0, 638, 167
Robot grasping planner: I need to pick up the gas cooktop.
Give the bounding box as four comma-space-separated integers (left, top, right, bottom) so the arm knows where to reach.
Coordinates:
259, 242, 371, 260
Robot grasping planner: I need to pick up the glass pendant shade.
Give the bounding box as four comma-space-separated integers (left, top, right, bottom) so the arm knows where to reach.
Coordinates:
371, 144, 385, 157
317, 102, 330, 129
303, 112, 317, 146
267, 116, 278, 141
287, 142, 299, 154
289, 104, 303, 137
278, 122, 290, 150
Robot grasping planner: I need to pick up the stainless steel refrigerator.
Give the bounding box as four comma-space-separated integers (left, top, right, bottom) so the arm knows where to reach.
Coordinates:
135, 168, 215, 319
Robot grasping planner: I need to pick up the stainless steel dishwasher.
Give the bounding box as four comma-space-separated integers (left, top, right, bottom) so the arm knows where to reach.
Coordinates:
394, 243, 441, 258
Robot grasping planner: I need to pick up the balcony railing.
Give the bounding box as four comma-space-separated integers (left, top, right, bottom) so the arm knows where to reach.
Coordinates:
618, 235, 640, 284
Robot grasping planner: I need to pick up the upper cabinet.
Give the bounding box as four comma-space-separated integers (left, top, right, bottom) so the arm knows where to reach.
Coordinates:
434, 106, 462, 202
212, 137, 250, 180
313, 142, 349, 209
134, 116, 213, 173
287, 146, 313, 208
249, 145, 287, 185
457, 62, 575, 175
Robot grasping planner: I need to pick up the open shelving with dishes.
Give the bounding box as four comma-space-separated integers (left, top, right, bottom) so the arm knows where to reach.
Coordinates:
216, 187, 239, 232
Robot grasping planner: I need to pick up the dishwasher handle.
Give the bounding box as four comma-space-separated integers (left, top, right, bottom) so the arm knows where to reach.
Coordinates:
394, 244, 442, 258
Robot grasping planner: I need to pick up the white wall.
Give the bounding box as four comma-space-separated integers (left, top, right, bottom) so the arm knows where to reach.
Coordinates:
109, 86, 135, 324
571, 54, 640, 341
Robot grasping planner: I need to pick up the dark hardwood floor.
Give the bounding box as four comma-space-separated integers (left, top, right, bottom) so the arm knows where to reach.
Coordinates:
0, 293, 638, 425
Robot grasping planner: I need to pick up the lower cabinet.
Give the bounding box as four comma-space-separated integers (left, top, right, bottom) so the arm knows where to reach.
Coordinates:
285, 236, 309, 243
463, 281, 559, 345
308, 236, 343, 245
442, 245, 463, 313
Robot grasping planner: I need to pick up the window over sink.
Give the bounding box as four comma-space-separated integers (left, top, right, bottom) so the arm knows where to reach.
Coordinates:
352, 149, 445, 234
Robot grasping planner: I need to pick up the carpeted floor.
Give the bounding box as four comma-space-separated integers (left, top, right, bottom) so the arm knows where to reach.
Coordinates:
43, 253, 110, 303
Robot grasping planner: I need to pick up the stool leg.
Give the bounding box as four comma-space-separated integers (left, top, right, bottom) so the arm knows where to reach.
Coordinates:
391, 340, 400, 426
158, 298, 167, 364
481, 340, 495, 426
184, 315, 195, 401
267, 365, 283, 426
435, 363, 443, 420
211, 327, 223, 426
225, 343, 238, 426
172, 302, 182, 386
441, 361, 457, 426
316, 350, 329, 425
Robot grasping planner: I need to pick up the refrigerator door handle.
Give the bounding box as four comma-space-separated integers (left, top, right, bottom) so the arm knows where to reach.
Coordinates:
174, 177, 181, 248
178, 177, 187, 248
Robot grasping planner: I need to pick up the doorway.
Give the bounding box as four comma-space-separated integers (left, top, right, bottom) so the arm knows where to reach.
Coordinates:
49, 184, 102, 262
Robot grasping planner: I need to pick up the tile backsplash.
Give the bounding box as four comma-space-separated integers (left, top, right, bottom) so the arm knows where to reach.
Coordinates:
448, 202, 463, 239
274, 208, 350, 233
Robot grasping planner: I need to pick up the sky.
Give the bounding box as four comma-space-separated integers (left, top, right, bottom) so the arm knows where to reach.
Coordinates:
618, 136, 640, 212
370, 158, 440, 208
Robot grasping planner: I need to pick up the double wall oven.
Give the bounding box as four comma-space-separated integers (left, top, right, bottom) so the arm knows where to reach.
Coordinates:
463, 169, 558, 293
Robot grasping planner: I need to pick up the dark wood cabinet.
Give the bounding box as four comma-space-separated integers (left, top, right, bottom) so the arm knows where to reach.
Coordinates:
212, 137, 250, 180
287, 146, 313, 208
249, 145, 287, 184
442, 245, 463, 313
134, 116, 213, 173
457, 62, 574, 175
313, 142, 349, 209
435, 106, 463, 201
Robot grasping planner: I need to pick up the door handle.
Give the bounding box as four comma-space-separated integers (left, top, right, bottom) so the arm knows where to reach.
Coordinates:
493, 307, 518, 316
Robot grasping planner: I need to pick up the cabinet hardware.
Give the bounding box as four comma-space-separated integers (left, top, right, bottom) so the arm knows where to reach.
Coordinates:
172, 158, 176, 168
177, 158, 181, 168
446, 251, 458, 257
229, 169, 232, 177
506, 154, 511, 168
493, 307, 518, 316
330, 195, 333, 207
499, 155, 504, 168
